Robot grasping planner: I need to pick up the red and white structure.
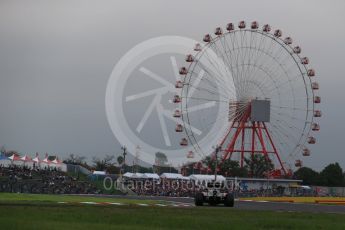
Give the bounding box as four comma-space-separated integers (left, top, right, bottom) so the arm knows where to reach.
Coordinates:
32, 152, 41, 165
8, 153, 21, 161
174, 21, 321, 176
20, 154, 32, 162
0, 152, 66, 171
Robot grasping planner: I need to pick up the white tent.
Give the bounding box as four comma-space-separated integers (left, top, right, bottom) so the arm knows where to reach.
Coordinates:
143, 173, 160, 179
160, 173, 185, 180
181, 176, 191, 180
19, 154, 34, 168
93, 171, 106, 175
132, 173, 146, 179
189, 174, 226, 182
40, 156, 51, 169
123, 172, 134, 178
123, 172, 147, 179
32, 156, 40, 163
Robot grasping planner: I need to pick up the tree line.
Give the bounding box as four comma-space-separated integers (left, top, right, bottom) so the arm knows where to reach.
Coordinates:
3, 144, 344, 187
293, 163, 345, 187
61, 153, 345, 187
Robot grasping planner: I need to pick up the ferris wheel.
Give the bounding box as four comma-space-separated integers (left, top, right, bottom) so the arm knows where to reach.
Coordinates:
174, 21, 321, 175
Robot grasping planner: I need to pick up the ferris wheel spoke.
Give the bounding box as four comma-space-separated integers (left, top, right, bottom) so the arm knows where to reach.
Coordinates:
267, 125, 300, 159
187, 69, 204, 98
267, 124, 290, 147
202, 48, 236, 95
270, 107, 310, 123
189, 113, 229, 137
271, 105, 312, 112
270, 114, 308, 135
183, 126, 203, 156
266, 60, 303, 84
184, 104, 247, 136
187, 66, 234, 98
238, 31, 251, 97
210, 40, 234, 81
246, 33, 278, 83
249, 62, 281, 92
246, 31, 266, 77
231, 31, 245, 93
249, 44, 289, 84
219, 39, 241, 94
186, 77, 234, 102
271, 122, 305, 151
237, 31, 247, 89
249, 64, 284, 100
224, 46, 289, 97
271, 112, 304, 154
248, 48, 293, 87
248, 50, 287, 91
225, 31, 242, 83
271, 109, 311, 130
183, 96, 229, 103
268, 122, 301, 149
187, 68, 234, 100
197, 52, 235, 94
185, 82, 230, 100
270, 97, 311, 107
244, 31, 262, 92
242, 32, 258, 89
259, 70, 301, 102
202, 46, 232, 85
265, 78, 307, 95
186, 101, 217, 113
202, 49, 226, 81
210, 41, 280, 97
223, 62, 280, 98
259, 49, 306, 108
221, 35, 237, 79
188, 66, 227, 91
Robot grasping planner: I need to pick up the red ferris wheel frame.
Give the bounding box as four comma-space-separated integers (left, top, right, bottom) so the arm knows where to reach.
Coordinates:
218, 102, 287, 176
176, 21, 321, 176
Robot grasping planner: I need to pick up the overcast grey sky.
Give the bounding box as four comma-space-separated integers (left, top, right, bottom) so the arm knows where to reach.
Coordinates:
0, 0, 344, 171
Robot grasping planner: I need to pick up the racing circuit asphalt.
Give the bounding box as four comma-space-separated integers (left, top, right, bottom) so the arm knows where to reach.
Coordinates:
75, 194, 345, 214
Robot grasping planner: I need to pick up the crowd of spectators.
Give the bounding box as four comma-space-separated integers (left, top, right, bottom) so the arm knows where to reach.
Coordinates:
0, 164, 100, 194
123, 178, 294, 198
124, 178, 195, 197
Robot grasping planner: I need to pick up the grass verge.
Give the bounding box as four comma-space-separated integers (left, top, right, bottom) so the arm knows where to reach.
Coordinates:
0, 193, 160, 205
0, 203, 344, 230
241, 196, 345, 204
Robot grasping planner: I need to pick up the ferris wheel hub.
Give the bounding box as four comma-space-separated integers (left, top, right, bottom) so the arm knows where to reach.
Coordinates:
228, 99, 270, 123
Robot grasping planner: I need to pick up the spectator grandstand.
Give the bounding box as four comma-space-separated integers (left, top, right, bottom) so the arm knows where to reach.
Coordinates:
0, 164, 100, 194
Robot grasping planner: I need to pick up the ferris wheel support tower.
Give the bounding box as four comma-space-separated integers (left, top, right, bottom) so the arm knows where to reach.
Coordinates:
219, 99, 287, 175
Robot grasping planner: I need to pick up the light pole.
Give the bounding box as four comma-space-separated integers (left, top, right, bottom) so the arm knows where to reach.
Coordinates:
213, 145, 222, 181
135, 145, 140, 173
121, 146, 127, 174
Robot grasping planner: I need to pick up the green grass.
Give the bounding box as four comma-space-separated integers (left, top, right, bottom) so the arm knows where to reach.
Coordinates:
0, 193, 344, 230
0, 204, 344, 230
0, 193, 159, 205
